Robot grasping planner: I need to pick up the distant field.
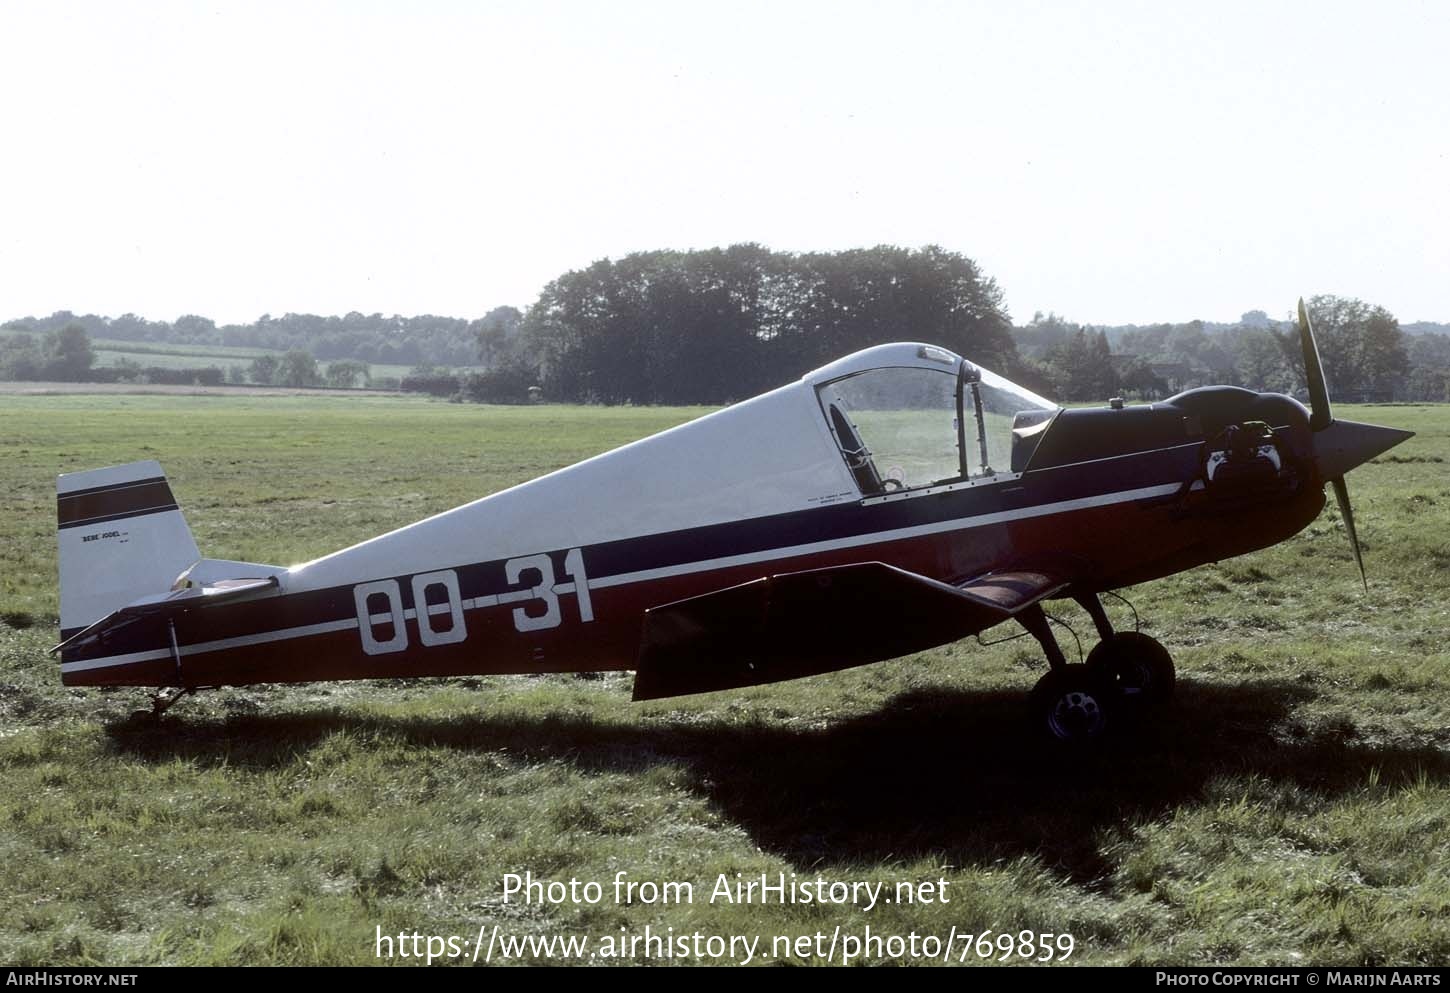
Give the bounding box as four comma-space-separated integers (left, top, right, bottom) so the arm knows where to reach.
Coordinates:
90, 337, 272, 360
0, 381, 406, 398
1, 328, 471, 382
0, 394, 1446, 966
90, 340, 439, 382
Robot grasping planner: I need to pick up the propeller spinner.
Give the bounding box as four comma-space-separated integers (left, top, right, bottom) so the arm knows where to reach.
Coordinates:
1296, 298, 1414, 590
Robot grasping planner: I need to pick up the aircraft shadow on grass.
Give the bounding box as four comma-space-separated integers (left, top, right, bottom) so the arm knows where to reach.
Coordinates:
105, 679, 1450, 883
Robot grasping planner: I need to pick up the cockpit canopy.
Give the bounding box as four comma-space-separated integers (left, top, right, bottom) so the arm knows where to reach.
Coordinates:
810, 344, 1058, 496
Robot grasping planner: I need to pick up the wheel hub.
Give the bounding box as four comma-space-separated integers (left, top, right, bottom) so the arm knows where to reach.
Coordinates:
1049, 689, 1106, 739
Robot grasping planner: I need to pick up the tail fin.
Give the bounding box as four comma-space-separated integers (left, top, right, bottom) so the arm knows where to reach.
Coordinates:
57, 460, 201, 640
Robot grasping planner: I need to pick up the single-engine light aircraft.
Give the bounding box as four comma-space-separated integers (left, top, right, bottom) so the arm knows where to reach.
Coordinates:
54, 301, 1411, 741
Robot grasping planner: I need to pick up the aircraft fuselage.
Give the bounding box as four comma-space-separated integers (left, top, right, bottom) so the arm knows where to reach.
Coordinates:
59, 374, 1327, 691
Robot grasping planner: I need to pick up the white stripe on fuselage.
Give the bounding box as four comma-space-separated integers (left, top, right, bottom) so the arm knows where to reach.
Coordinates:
58, 618, 362, 674
61, 481, 1180, 674
588, 482, 1180, 590
60, 646, 174, 673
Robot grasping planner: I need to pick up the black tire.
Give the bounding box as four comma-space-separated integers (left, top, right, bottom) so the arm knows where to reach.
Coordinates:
1085, 632, 1175, 705
1029, 665, 1116, 743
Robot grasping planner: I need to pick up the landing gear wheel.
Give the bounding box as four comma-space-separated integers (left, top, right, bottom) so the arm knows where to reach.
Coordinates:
1085, 632, 1175, 705
1029, 665, 1115, 744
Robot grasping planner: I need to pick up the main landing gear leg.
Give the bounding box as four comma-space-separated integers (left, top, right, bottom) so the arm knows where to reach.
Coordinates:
1020, 604, 1113, 743
1079, 593, 1176, 706
1074, 592, 1115, 642
146, 686, 196, 719
1017, 604, 1068, 670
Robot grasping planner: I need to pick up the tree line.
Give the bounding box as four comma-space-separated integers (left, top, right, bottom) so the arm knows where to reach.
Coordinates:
1015, 297, 1431, 402
4, 244, 1449, 403
0, 329, 378, 390
508, 250, 1444, 404
1, 308, 520, 369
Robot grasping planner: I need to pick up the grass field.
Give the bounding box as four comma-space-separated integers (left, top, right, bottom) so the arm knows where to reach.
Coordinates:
0, 394, 1447, 966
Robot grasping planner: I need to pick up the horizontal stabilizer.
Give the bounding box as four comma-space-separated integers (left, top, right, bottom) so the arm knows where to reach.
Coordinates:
632, 562, 1069, 701
53, 576, 279, 654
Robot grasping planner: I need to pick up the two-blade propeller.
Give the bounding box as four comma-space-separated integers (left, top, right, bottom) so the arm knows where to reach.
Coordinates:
1296, 298, 1413, 590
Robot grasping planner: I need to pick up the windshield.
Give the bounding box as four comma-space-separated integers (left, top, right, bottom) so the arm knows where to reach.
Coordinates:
968, 365, 1059, 474
817, 359, 1057, 495
820, 366, 960, 493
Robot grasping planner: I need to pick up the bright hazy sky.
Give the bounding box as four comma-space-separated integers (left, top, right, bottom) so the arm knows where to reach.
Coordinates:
3, 1, 1446, 327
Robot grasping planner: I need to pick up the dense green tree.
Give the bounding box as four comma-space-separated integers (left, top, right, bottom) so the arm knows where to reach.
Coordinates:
526, 248, 770, 403
1164, 321, 1234, 382
399, 365, 460, 396
1228, 327, 1294, 392
0, 323, 96, 381
1015, 312, 1078, 357
1118, 358, 1168, 398
42, 324, 95, 380
1358, 310, 1411, 396
324, 360, 371, 389
173, 315, 217, 342
1044, 329, 1119, 401
0, 332, 44, 380
459, 357, 539, 404
524, 244, 1015, 404
1406, 333, 1450, 401
1409, 331, 1450, 369
1405, 364, 1450, 402
475, 305, 524, 368
276, 350, 321, 387
1302, 295, 1408, 397
642, 246, 773, 403
792, 245, 1017, 375
249, 354, 279, 385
